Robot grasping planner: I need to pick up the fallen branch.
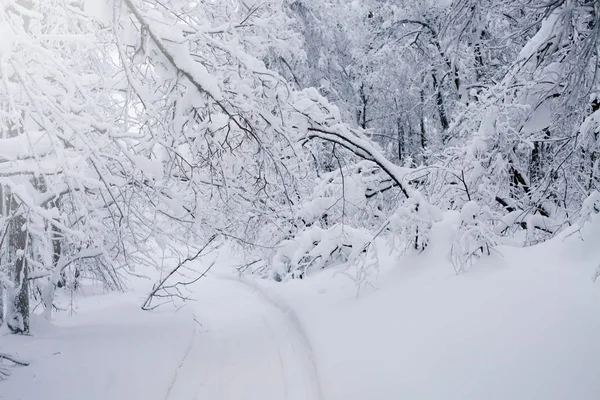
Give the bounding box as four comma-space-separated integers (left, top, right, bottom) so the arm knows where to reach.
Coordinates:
142, 234, 218, 311
0, 352, 29, 380
0, 353, 29, 366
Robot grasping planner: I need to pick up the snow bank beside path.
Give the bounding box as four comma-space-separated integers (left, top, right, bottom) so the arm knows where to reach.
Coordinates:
265, 226, 600, 400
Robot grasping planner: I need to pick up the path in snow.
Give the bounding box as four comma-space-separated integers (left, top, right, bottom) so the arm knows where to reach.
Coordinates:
0, 277, 324, 400
167, 276, 324, 400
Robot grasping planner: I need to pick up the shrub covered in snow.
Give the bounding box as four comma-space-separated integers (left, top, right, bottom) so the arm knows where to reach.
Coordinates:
450, 201, 499, 274
269, 225, 372, 282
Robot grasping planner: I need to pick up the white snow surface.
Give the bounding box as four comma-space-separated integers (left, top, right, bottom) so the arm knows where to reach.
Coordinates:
2, 221, 600, 400
0, 277, 323, 400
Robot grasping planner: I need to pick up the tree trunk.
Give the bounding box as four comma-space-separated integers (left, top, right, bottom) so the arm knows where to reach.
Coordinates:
419, 88, 427, 153
1, 0, 34, 335
396, 118, 404, 162
357, 83, 368, 129
588, 100, 600, 192
0, 184, 4, 327
2, 120, 30, 333
0, 283, 4, 327
6, 213, 29, 334
530, 128, 550, 186
431, 73, 449, 139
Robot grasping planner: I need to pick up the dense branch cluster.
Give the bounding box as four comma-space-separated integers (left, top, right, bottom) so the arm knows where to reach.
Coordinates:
269, 0, 600, 280
0, 0, 599, 337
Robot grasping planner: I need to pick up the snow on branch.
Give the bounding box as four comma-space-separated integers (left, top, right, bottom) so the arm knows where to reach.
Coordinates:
122, 0, 250, 136
270, 224, 372, 281
294, 90, 442, 236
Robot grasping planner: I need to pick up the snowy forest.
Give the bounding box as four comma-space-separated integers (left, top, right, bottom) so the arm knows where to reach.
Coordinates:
1, 0, 600, 399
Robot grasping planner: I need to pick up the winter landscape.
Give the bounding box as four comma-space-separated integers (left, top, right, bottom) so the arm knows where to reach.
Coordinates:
1, 0, 600, 399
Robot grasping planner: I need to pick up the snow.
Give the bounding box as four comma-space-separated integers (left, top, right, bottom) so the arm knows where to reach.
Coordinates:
522, 101, 553, 135
271, 224, 372, 281
0, 292, 193, 400
460, 200, 479, 222
4, 1, 600, 398
0, 23, 15, 53
0, 132, 52, 162
84, 0, 111, 25
131, 155, 164, 181
3, 221, 600, 399
1, 275, 323, 400
268, 224, 600, 400
518, 7, 562, 61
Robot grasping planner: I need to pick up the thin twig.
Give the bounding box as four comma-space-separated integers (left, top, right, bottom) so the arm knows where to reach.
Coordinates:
141, 234, 218, 310
0, 353, 30, 366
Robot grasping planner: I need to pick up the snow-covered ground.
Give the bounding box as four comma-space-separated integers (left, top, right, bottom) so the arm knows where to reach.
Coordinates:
269, 229, 600, 400
2, 221, 600, 400
0, 277, 322, 400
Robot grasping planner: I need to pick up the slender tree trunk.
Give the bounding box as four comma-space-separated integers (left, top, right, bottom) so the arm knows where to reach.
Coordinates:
6, 213, 29, 334
0, 184, 4, 327
431, 73, 449, 138
1, 146, 29, 333
394, 98, 404, 162
530, 128, 550, 186
588, 100, 600, 192
0, 282, 4, 327
589, 137, 598, 192
42, 203, 62, 320
52, 224, 64, 288
530, 141, 542, 184
474, 30, 486, 82
420, 88, 427, 152
357, 83, 368, 129
0, 136, 27, 333
397, 118, 404, 161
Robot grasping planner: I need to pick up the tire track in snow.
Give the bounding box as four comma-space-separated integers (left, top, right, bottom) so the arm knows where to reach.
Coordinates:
262, 314, 290, 399
220, 275, 325, 400
164, 325, 197, 400
162, 275, 325, 400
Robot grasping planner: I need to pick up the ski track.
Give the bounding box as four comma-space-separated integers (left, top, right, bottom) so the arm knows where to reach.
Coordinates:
164, 327, 197, 400
165, 276, 325, 400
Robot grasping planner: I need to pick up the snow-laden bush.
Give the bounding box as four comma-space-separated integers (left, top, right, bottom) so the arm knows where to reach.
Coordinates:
579, 191, 600, 226
450, 201, 499, 274
387, 193, 443, 253
577, 191, 600, 282
269, 225, 372, 282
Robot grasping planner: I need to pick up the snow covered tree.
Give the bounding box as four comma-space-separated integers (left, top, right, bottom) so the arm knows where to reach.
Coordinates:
441, 0, 600, 242
0, 0, 351, 321
265, 0, 600, 280
2, 0, 599, 323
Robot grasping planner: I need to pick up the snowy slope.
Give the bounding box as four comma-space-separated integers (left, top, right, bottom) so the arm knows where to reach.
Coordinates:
267, 221, 600, 400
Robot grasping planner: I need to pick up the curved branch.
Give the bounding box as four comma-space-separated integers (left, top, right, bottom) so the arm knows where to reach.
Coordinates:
306, 126, 411, 198
0, 353, 29, 366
